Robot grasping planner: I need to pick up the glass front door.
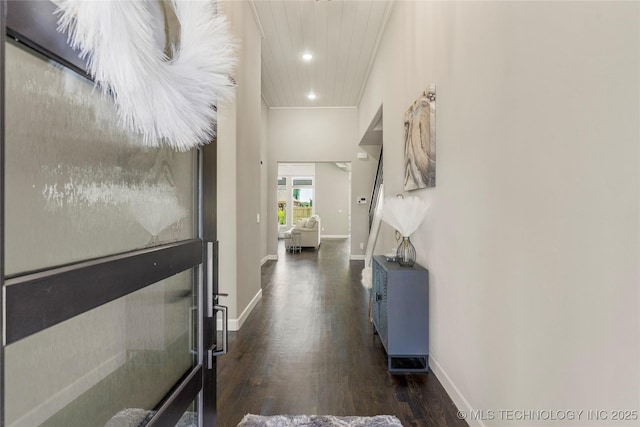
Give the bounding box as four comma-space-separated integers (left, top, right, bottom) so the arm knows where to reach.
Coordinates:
2, 3, 218, 424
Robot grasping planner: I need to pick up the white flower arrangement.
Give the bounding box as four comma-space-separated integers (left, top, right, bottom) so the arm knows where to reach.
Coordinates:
381, 196, 430, 237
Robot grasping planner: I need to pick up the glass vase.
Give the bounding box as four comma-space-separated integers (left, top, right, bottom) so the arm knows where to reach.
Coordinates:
396, 236, 416, 267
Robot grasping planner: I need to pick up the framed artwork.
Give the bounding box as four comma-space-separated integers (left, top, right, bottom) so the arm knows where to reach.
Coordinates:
404, 85, 436, 190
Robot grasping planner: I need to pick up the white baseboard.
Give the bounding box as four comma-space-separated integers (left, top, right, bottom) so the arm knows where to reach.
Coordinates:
350, 255, 365, 261
321, 235, 350, 239
11, 351, 126, 427
232, 288, 262, 330
218, 289, 263, 332
430, 355, 484, 427
263, 254, 278, 265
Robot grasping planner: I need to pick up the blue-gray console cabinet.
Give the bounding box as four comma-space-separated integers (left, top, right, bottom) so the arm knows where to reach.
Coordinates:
372, 255, 429, 373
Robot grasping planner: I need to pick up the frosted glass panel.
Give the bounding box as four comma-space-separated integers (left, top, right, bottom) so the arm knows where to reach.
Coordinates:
4, 269, 198, 427
4, 41, 196, 275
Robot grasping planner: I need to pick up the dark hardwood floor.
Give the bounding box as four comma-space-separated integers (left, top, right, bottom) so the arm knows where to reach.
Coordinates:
216, 239, 468, 427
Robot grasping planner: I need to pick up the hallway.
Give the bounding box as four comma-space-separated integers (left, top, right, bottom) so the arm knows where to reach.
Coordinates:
216, 239, 468, 427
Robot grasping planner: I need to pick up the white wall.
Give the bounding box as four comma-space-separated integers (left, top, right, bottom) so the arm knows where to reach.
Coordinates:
267, 108, 378, 258
218, 0, 263, 328
360, 1, 639, 424
315, 162, 350, 237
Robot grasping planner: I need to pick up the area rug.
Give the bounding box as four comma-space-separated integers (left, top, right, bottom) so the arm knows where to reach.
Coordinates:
104, 409, 196, 426
237, 414, 403, 427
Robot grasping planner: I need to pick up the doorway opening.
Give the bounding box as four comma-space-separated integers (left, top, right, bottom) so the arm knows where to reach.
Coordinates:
276, 162, 351, 244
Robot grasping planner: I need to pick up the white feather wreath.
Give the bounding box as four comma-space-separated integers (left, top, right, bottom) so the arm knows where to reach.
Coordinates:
55, 0, 236, 151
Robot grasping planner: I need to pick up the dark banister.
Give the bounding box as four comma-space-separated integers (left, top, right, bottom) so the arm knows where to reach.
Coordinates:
369, 149, 383, 230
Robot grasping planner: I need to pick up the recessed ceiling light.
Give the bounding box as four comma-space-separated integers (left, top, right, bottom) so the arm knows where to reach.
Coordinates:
302, 52, 313, 62
307, 91, 317, 100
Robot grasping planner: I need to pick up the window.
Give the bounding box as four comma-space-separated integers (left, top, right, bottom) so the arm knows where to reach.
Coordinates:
277, 177, 287, 225
292, 178, 313, 223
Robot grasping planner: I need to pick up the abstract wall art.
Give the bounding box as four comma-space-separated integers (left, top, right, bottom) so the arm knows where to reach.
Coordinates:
404, 85, 436, 190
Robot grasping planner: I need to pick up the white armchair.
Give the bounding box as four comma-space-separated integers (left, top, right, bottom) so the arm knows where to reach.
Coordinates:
285, 215, 321, 250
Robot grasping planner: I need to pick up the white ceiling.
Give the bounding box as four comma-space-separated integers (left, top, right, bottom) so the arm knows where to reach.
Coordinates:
250, 0, 394, 108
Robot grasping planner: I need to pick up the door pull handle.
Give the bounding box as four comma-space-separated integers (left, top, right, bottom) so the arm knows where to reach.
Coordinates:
207, 304, 228, 369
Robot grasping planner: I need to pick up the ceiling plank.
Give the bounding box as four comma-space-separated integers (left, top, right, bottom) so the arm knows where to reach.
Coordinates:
324, 1, 344, 106
350, 1, 392, 104
340, 1, 371, 105
262, 1, 298, 105
313, 1, 329, 106
333, 0, 358, 105
298, 1, 317, 101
